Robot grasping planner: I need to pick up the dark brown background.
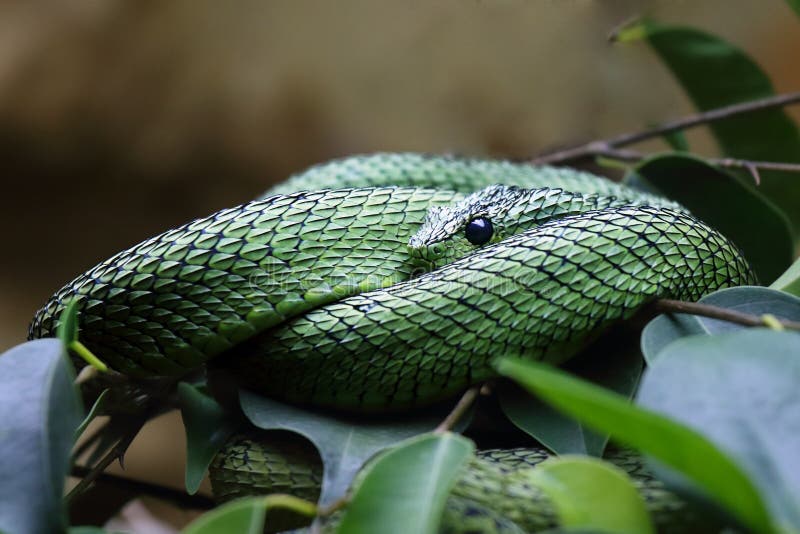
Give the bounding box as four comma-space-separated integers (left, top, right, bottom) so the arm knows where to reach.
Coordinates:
1, 1, 798, 529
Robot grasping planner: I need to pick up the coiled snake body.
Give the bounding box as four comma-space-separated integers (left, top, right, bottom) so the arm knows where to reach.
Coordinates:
29, 153, 754, 531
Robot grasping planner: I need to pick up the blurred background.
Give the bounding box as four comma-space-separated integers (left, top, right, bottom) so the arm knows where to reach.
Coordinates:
1, 0, 798, 529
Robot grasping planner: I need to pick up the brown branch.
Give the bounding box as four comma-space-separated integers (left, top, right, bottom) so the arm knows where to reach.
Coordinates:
532, 91, 800, 165
435, 386, 481, 434
65, 418, 145, 503
654, 299, 800, 331
590, 146, 800, 185
69, 464, 215, 509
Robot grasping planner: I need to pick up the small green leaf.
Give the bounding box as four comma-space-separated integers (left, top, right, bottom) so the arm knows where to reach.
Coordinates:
499, 332, 643, 456
639, 330, 800, 531
625, 154, 794, 283
178, 382, 240, 495
75, 388, 109, 438
641, 286, 800, 363
495, 357, 772, 533
661, 130, 689, 152
182, 495, 317, 534
239, 391, 472, 506
56, 299, 79, 345
336, 433, 474, 534
617, 19, 800, 236
0, 340, 83, 534
528, 456, 654, 534
771, 257, 800, 297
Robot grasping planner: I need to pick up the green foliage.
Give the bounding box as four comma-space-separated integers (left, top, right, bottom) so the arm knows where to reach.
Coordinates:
498, 335, 642, 456
495, 357, 772, 533
526, 456, 654, 534
0, 339, 82, 534
616, 19, 800, 235
178, 382, 241, 495
771, 257, 800, 296
239, 391, 472, 506
638, 330, 800, 531
336, 433, 474, 534
182, 495, 316, 534
641, 286, 800, 362
625, 154, 794, 283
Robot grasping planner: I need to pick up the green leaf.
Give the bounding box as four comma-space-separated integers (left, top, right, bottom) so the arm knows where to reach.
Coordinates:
786, 0, 800, 18
56, 299, 79, 345
625, 153, 793, 283
178, 382, 240, 495
239, 391, 471, 506
495, 357, 773, 533
0, 340, 83, 534
336, 433, 474, 534
75, 388, 109, 438
68, 528, 109, 534
617, 19, 800, 235
771, 257, 800, 296
182, 495, 316, 534
638, 330, 800, 531
641, 286, 800, 363
528, 456, 654, 534
499, 331, 643, 456
661, 130, 689, 152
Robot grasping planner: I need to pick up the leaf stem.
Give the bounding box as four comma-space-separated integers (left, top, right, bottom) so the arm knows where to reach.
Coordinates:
654, 299, 800, 331
435, 386, 481, 434
70, 340, 108, 372
531, 91, 800, 165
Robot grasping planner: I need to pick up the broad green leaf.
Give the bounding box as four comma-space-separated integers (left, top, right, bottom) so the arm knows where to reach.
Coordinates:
239, 391, 472, 506
495, 357, 772, 533
771, 257, 800, 296
182, 495, 316, 534
336, 433, 474, 534
616, 20, 800, 235
641, 286, 800, 363
178, 382, 240, 495
0, 340, 83, 534
68, 528, 108, 534
638, 330, 800, 531
499, 330, 643, 456
528, 456, 654, 534
625, 154, 793, 283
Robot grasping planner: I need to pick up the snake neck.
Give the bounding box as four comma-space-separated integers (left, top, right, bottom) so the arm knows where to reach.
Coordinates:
408, 185, 682, 270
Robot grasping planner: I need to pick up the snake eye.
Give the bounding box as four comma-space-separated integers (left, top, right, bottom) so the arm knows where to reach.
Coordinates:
464, 217, 493, 245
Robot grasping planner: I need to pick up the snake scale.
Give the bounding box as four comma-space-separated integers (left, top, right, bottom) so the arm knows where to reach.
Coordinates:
28, 153, 755, 531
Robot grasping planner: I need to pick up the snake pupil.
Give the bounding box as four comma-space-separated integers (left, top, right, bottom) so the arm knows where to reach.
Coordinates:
465, 217, 493, 245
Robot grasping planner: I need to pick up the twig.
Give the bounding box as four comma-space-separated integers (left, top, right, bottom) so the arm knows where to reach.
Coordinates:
532, 91, 800, 165
69, 465, 215, 509
435, 386, 481, 434
654, 299, 800, 331
65, 418, 145, 503
590, 146, 800, 185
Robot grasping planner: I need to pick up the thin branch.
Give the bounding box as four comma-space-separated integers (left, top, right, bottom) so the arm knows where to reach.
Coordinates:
65, 418, 145, 503
532, 91, 800, 165
69, 465, 215, 510
435, 386, 481, 434
590, 146, 800, 185
654, 299, 800, 331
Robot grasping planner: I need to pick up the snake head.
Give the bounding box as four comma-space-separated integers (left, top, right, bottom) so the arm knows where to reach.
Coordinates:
408, 185, 527, 270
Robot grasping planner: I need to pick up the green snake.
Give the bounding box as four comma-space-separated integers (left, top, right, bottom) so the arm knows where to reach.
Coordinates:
28, 153, 754, 530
